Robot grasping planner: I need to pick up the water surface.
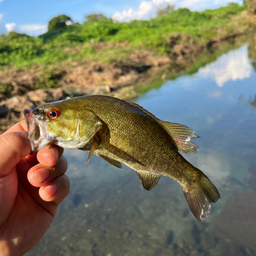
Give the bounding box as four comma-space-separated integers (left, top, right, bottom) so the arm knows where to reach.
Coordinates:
26, 38, 256, 256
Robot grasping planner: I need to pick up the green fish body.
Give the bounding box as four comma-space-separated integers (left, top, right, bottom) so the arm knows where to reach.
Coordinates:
24, 95, 220, 222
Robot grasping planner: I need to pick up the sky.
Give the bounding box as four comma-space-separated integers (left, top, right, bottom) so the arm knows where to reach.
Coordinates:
0, 0, 243, 36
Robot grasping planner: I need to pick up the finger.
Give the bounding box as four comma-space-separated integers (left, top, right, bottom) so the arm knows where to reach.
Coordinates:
37, 145, 64, 167
2, 120, 27, 135
39, 174, 70, 204
0, 132, 31, 176
26, 153, 39, 165
28, 156, 68, 187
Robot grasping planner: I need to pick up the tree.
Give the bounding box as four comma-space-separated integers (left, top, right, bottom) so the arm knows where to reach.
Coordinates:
228, 2, 239, 6
84, 13, 108, 23
244, 0, 256, 14
157, 4, 175, 17
48, 15, 73, 32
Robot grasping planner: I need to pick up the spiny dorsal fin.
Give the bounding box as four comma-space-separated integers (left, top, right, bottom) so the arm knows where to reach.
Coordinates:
161, 121, 200, 154
99, 155, 123, 169
122, 99, 160, 121
136, 172, 161, 191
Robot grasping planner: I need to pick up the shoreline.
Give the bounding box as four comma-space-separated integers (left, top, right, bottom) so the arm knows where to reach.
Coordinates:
1, 12, 256, 133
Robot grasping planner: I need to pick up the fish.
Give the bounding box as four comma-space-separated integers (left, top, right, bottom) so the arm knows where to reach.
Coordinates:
23, 95, 220, 222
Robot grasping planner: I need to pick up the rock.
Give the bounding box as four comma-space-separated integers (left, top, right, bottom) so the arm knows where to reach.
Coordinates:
4, 96, 22, 110
0, 106, 9, 118
49, 88, 64, 101
27, 89, 48, 102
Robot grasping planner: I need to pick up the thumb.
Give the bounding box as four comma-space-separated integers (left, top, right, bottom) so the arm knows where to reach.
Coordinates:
0, 131, 31, 177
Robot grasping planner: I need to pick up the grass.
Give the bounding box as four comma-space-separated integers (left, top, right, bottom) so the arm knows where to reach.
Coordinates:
0, 4, 247, 75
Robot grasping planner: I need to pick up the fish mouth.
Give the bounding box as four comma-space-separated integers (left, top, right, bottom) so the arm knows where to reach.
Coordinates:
23, 109, 52, 153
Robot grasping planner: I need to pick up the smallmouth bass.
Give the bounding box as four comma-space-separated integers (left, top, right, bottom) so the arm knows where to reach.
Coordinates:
23, 95, 220, 222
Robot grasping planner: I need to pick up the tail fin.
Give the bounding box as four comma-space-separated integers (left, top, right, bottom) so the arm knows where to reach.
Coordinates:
183, 172, 220, 222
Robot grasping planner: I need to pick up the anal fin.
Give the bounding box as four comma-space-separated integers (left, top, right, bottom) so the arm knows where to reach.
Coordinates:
99, 155, 123, 169
136, 172, 161, 191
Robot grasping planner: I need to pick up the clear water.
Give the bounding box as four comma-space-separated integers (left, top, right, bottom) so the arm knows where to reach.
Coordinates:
26, 40, 256, 255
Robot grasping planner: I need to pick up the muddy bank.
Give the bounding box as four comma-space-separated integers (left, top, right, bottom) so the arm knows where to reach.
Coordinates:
0, 54, 170, 133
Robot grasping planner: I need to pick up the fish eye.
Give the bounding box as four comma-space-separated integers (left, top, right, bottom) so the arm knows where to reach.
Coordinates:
47, 109, 60, 119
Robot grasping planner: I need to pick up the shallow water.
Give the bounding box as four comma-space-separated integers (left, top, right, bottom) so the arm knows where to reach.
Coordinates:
26, 40, 256, 255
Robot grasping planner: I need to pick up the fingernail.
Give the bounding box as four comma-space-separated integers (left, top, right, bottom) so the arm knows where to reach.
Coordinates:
43, 184, 58, 198
33, 168, 50, 183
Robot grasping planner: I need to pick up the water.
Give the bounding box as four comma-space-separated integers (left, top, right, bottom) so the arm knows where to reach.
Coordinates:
26, 40, 256, 255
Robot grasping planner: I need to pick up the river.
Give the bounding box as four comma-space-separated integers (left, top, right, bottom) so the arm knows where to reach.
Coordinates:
25, 34, 256, 256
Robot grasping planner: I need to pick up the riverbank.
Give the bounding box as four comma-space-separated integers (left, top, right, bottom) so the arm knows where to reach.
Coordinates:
1, 6, 256, 133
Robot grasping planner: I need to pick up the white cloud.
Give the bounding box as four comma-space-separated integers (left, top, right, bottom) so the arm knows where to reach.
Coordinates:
152, 0, 173, 4
5, 23, 16, 32
19, 24, 47, 36
179, 0, 204, 8
112, 1, 153, 22
65, 20, 73, 26
2, 21, 47, 36
198, 46, 252, 87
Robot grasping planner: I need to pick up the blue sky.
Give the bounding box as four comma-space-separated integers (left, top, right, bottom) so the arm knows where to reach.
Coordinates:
0, 0, 243, 36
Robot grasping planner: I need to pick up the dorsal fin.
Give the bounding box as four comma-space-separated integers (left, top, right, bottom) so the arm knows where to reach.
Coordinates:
122, 98, 199, 154
136, 172, 161, 191
122, 99, 160, 121
161, 122, 200, 154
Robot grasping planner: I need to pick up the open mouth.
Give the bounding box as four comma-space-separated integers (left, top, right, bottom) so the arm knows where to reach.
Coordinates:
23, 109, 51, 153
24, 109, 40, 140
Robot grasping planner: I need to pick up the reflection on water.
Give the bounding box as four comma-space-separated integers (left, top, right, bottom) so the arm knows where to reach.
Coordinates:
26, 36, 256, 256
198, 45, 253, 87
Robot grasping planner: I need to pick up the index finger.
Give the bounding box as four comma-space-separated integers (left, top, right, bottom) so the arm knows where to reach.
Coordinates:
3, 120, 27, 135
37, 145, 64, 167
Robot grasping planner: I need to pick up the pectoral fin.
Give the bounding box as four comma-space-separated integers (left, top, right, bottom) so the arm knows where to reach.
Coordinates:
136, 172, 161, 191
99, 155, 123, 169
85, 130, 102, 164
161, 121, 200, 154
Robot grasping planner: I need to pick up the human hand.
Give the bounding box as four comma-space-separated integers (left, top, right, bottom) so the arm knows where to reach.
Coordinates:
0, 121, 70, 256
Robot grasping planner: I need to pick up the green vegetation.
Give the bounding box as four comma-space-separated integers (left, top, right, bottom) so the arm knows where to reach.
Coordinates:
0, 4, 247, 70
0, 84, 12, 94
156, 4, 175, 16
48, 15, 73, 32
84, 13, 109, 23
